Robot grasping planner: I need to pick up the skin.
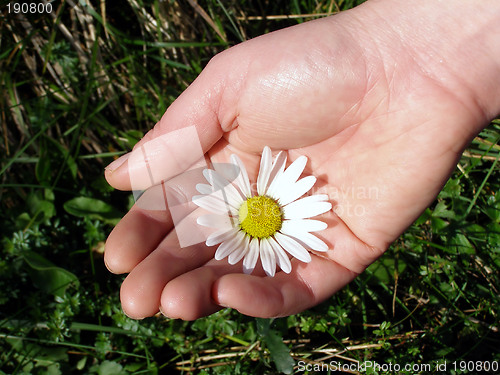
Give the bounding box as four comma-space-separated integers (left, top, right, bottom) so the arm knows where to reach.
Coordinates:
104, 0, 500, 320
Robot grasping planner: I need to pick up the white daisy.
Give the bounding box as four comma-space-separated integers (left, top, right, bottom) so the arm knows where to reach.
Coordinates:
192, 146, 332, 277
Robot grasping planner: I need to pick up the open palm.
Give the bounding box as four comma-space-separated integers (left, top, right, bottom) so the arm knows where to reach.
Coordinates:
105, 1, 498, 320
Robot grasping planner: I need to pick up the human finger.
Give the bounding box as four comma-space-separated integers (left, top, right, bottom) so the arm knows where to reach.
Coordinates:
159, 260, 243, 320
104, 207, 172, 274
205, 210, 384, 318
212, 256, 357, 318
119, 234, 218, 319
157, 212, 380, 320
104, 58, 232, 191
105, 167, 211, 274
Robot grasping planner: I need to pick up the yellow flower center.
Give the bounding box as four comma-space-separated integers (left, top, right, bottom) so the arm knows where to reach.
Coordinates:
238, 195, 283, 239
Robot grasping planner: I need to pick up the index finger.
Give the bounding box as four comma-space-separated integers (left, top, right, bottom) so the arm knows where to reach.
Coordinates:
105, 166, 210, 274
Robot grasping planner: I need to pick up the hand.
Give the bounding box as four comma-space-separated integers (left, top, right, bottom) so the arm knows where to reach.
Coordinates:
104, 0, 500, 320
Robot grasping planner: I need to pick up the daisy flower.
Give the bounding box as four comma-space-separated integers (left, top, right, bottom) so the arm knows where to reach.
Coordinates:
192, 146, 332, 277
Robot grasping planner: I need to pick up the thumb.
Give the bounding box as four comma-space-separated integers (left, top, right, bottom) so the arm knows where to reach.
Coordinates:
104, 58, 236, 191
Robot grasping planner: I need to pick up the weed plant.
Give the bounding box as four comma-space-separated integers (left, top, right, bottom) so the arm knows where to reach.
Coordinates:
1, 1, 498, 374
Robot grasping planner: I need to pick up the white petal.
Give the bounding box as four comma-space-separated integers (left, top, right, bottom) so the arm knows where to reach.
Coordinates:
196, 183, 213, 194
257, 146, 272, 195
194, 191, 241, 217
283, 155, 308, 183
283, 197, 332, 219
282, 230, 329, 252
281, 219, 328, 233
228, 234, 250, 265
197, 182, 242, 203
230, 154, 252, 197
265, 151, 287, 197
203, 169, 244, 209
243, 237, 260, 274
192, 194, 231, 214
270, 156, 308, 199
260, 239, 277, 277
197, 214, 234, 229
277, 176, 317, 206
206, 227, 237, 246
215, 231, 245, 260
213, 162, 240, 184
274, 232, 311, 263
269, 157, 307, 201
268, 236, 292, 274
283, 194, 329, 206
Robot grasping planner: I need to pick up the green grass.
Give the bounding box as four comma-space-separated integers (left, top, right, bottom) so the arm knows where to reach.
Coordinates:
1, 1, 499, 374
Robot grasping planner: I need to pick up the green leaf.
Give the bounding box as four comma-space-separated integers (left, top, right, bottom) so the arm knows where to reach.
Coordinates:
5, 340, 68, 372
449, 233, 475, 254
414, 208, 432, 226
256, 317, 271, 336
64, 197, 122, 224
263, 330, 295, 374
92, 360, 127, 375
15, 212, 32, 230
257, 319, 294, 374
27, 192, 56, 225
33, 346, 68, 370
485, 193, 500, 222
77, 357, 87, 371
432, 200, 455, 219
465, 223, 487, 241
366, 257, 406, 284
439, 178, 461, 199
431, 217, 449, 233
22, 251, 79, 297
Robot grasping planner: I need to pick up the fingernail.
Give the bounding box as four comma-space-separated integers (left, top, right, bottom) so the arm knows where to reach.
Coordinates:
217, 301, 231, 309
122, 308, 145, 320
158, 306, 168, 317
105, 153, 129, 172
214, 290, 231, 309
